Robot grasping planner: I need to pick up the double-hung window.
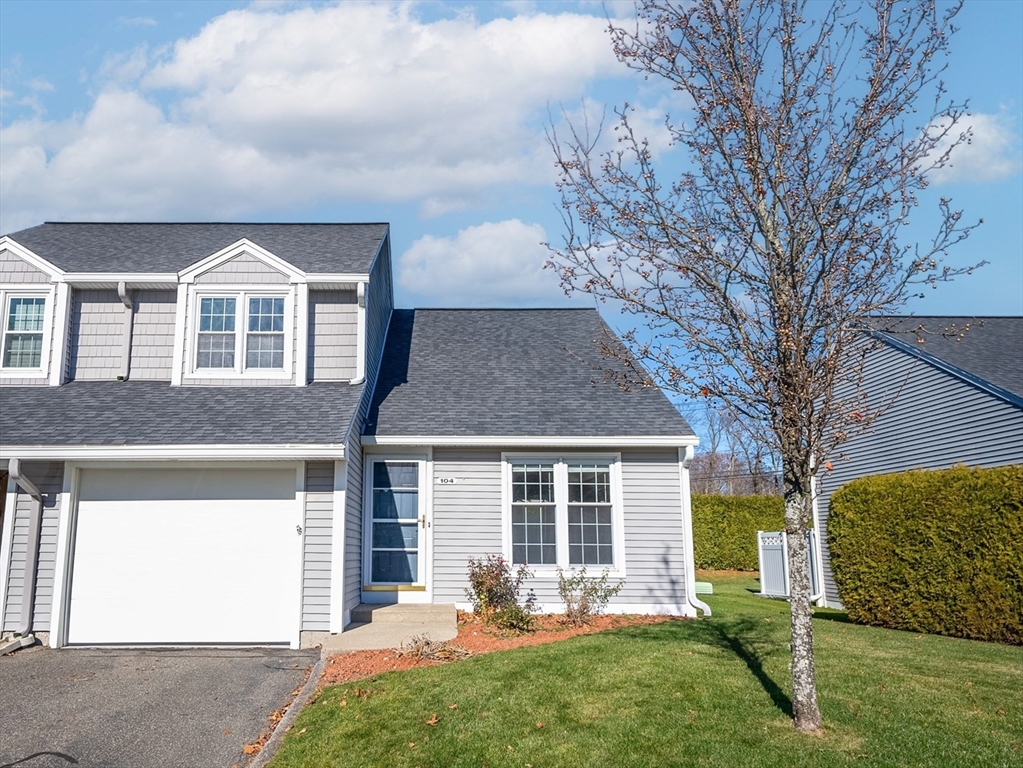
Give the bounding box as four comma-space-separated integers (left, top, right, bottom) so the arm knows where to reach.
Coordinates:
1, 295, 48, 371
506, 456, 623, 573
192, 293, 288, 374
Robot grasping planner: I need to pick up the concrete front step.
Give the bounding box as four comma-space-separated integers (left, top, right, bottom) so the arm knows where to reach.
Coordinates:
350, 603, 456, 624
321, 603, 459, 653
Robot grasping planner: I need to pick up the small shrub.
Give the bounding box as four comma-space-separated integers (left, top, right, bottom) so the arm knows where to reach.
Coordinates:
692, 494, 785, 570
465, 554, 536, 631
557, 567, 625, 625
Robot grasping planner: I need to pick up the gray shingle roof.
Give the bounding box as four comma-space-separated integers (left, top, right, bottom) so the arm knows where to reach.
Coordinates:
874, 316, 1023, 401
4, 222, 388, 274
364, 309, 694, 438
0, 381, 363, 446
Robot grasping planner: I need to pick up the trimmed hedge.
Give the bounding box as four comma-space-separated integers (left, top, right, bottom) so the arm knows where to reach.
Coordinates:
692, 494, 785, 570
829, 465, 1023, 645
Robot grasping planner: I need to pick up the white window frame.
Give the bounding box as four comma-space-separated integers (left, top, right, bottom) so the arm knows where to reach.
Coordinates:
183, 287, 294, 380
0, 286, 55, 378
362, 453, 431, 599
501, 453, 627, 578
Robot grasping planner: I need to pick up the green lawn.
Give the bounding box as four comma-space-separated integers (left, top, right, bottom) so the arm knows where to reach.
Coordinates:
269, 573, 1022, 767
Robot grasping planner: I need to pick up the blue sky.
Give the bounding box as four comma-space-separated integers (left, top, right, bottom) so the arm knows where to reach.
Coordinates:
1, 0, 1020, 315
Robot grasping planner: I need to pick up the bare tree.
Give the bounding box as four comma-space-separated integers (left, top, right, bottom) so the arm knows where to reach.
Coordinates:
547, 0, 978, 732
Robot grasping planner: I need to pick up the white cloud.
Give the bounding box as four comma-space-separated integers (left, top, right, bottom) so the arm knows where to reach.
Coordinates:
928, 112, 1022, 185
118, 17, 158, 27
397, 219, 574, 306
1, 3, 627, 231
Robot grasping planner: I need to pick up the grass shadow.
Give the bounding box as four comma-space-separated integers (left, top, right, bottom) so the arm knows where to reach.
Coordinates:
813, 611, 854, 625
605, 617, 794, 718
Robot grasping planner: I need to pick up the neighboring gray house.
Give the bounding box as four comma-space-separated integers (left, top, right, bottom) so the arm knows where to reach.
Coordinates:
813, 316, 1023, 609
0, 222, 707, 649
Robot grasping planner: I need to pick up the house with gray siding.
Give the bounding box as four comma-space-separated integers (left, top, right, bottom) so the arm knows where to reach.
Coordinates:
813, 316, 1023, 609
0, 222, 706, 650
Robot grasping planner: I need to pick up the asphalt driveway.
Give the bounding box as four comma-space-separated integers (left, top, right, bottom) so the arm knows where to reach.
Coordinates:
0, 645, 318, 768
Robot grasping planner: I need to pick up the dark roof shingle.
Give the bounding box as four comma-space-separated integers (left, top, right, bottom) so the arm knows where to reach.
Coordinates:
0, 381, 363, 446
365, 309, 694, 438
874, 316, 1023, 401
4, 222, 388, 274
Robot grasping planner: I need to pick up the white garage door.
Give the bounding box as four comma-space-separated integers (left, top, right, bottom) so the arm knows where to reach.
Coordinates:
68, 467, 301, 645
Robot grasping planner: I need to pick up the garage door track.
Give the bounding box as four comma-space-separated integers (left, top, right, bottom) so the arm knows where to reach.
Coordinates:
0, 645, 318, 768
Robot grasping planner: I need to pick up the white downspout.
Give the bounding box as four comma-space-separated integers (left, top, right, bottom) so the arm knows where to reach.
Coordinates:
679, 446, 711, 617
117, 280, 134, 380
351, 282, 366, 385
3, 460, 43, 651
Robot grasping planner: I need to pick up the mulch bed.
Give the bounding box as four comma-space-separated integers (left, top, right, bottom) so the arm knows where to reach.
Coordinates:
319, 611, 684, 688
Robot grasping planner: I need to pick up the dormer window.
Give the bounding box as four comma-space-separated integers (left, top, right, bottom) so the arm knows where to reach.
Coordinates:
196, 298, 237, 368
188, 290, 292, 377
1, 293, 50, 373
245, 297, 285, 369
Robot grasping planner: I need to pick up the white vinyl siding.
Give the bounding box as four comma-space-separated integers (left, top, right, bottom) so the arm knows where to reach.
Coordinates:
1, 461, 63, 633
193, 253, 289, 284
308, 290, 358, 381
0, 249, 50, 284
129, 290, 177, 380
303, 461, 334, 631
68, 289, 124, 381
817, 343, 1023, 608
429, 447, 688, 613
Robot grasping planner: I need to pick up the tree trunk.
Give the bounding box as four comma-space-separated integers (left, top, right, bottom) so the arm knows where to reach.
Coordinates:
784, 485, 823, 732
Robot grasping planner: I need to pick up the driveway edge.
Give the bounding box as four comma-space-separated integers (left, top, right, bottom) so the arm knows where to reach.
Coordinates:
248, 651, 327, 768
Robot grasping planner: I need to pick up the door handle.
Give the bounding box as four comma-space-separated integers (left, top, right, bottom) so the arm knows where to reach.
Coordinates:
419, 514, 427, 529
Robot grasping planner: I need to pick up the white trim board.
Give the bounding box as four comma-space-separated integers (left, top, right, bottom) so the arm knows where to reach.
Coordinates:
363, 435, 700, 448
0, 445, 347, 461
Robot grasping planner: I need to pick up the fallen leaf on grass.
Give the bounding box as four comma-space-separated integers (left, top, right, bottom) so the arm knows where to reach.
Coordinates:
425, 713, 440, 726
997, 709, 1006, 716
536, 722, 544, 729
298, 728, 308, 735
340, 700, 347, 707
449, 703, 458, 710
408, 742, 416, 749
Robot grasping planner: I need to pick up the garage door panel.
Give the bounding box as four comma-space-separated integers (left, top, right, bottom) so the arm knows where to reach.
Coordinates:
68, 468, 300, 645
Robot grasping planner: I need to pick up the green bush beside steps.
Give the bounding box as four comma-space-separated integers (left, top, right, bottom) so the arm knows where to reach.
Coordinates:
829, 464, 1023, 645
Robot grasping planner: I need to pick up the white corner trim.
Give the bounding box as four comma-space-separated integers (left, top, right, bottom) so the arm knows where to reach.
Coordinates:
0, 444, 347, 461
49, 466, 79, 648
293, 463, 306, 650
295, 283, 309, 387
49, 282, 71, 386
178, 239, 306, 284
329, 459, 348, 634
0, 237, 66, 278
363, 435, 701, 448
352, 282, 366, 384
679, 445, 711, 617
170, 284, 188, 386
0, 481, 19, 631
810, 469, 828, 607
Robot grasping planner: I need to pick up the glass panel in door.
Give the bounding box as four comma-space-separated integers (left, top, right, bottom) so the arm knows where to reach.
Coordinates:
370, 461, 421, 584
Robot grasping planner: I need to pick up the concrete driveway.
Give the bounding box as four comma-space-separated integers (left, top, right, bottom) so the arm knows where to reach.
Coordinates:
0, 645, 318, 768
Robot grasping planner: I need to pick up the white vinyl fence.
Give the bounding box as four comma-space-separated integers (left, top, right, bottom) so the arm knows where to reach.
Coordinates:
757, 529, 823, 601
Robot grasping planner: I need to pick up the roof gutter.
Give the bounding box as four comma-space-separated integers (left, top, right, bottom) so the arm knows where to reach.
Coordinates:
679, 446, 711, 617
6, 459, 43, 646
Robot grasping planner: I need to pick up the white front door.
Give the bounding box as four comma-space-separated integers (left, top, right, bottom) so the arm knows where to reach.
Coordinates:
364, 458, 428, 602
